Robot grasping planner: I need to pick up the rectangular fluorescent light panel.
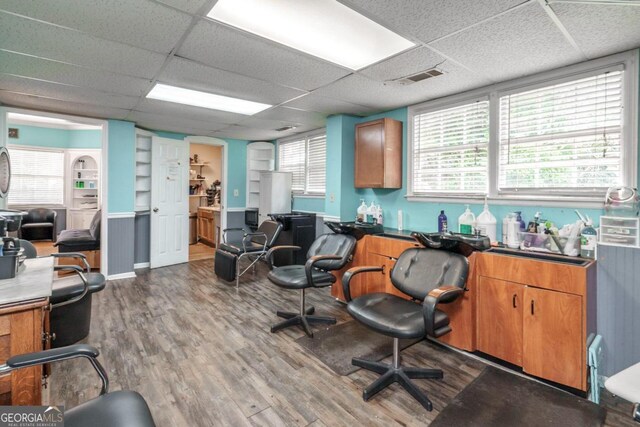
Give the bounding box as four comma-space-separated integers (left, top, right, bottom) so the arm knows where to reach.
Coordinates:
208, 0, 415, 70
7, 113, 101, 129
146, 83, 272, 115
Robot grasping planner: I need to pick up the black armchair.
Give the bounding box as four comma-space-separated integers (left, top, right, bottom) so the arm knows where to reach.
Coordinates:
342, 247, 469, 411
215, 220, 283, 287
54, 210, 101, 252
19, 208, 57, 241
21, 239, 106, 348
0, 344, 155, 427
267, 233, 356, 337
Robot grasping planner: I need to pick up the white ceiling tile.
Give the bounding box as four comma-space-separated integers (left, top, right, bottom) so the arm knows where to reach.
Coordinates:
0, 12, 166, 78
0, 74, 139, 109
129, 110, 230, 133
551, 3, 640, 59
253, 107, 326, 127
136, 98, 246, 125
213, 125, 284, 141
429, 3, 584, 82
313, 70, 491, 111
155, 0, 210, 14
341, 0, 526, 44
0, 91, 130, 120
282, 93, 376, 116
160, 57, 307, 105
0, 51, 151, 97
177, 19, 351, 91
360, 46, 448, 82
0, 0, 193, 54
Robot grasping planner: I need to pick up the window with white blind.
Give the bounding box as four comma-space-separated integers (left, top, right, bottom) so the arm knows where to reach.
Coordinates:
408, 50, 637, 203
8, 147, 65, 206
412, 100, 489, 195
499, 70, 623, 196
278, 132, 326, 195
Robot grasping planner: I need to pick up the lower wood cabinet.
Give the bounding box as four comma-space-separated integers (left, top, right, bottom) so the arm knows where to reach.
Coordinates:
197, 208, 217, 247
476, 252, 594, 391
477, 277, 523, 366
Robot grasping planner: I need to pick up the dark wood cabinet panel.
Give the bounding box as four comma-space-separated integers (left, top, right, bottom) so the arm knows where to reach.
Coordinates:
355, 118, 402, 189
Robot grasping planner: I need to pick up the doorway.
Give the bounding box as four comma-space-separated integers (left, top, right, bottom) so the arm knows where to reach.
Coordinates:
186, 137, 226, 262
0, 107, 108, 274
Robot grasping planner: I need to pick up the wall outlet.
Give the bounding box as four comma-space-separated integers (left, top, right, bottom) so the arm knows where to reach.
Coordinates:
233, 189, 239, 197
330, 193, 335, 203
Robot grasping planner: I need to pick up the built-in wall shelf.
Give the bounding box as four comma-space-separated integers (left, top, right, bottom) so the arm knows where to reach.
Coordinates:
135, 131, 152, 212
67, 149, 101, 229
246, 142, 275, 209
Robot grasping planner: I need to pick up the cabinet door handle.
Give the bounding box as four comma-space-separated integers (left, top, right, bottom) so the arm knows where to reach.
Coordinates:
512, 294, 517, 308
531, 300, 535, 315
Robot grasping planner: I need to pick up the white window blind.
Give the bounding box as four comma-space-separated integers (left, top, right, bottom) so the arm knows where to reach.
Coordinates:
412, 100, 489, 194
306, 134, 326, 194
8, 147, 65, 205
278, 139, 305, 192
499, 70, 624, 194
278, 132, 326, 195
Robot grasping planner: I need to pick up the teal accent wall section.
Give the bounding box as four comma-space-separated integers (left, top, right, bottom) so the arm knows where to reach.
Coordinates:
293, 197, 325, 212
225, 138, 248, 208
8, 124, 101, 149
107, 120, 136, 213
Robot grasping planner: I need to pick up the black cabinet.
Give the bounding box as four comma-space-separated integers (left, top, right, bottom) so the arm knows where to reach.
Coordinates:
270, 213, 316, 266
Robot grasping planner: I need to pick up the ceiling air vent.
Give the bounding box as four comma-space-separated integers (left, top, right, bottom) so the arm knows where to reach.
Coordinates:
388, 68, 444, 86
275, 125, 297, 132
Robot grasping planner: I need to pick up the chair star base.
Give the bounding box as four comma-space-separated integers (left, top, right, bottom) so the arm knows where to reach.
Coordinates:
271, 289, 336, 337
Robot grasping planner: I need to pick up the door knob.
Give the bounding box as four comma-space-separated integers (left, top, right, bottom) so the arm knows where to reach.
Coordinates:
153, 208, 159, 213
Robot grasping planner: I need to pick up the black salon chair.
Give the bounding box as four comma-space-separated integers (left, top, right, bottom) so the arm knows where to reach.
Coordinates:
19, 208, 57, 241
0, 344, 155, 427
342, 247, 469, 411
215, 220, 283, 287
21, 239, 106, 347
55, 210, 101, 252
267, 233, 356, 337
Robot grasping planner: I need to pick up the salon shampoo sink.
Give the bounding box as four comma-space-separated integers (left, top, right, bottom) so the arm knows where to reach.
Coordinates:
486, 247, 591, 266
411, 232, 490, 257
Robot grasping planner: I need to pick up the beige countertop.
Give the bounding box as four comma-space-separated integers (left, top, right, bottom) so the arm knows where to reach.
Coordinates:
0, 257, 53, 306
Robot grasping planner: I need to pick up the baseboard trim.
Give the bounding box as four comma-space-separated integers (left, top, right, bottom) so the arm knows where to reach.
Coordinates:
134, 262, 150, 269
107, 271, 136, 280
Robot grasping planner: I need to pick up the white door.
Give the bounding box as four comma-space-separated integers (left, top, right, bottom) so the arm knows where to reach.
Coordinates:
150, 137, 189, 268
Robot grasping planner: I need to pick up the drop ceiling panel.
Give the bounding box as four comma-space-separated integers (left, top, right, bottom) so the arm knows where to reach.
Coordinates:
360, 46, 451, 82
429, 3, 584, 82
161, 57, 307, 105
0, 74, 139, 109
213, 125, 285, 141
235, 116, 300, 131
0, 0, 193, 54
313, 70, 491, 111
253, 107, 326, 128
551, 3, 640, 59
0, 91, 130, 120
0, 51, 151, 97
177, 19, 351, 91
155, 0, 211, 14
282, 93, 376, 116
341, 0, 526, 44
0, 12, 166, 78
135, 98, 246, 125
128, 111, 225, 133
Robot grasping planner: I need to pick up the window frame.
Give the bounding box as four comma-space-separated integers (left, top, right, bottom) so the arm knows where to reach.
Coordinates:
407, 49, 638, 207
277, 129, 326, 197
7, 144, 66, 208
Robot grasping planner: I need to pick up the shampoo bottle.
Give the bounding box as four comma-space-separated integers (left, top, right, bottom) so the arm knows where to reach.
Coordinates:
580, 218, 597, 259
377, 205, 383, 226
476, 199, 497, 243
438, 210, 448, 233
367, 201, 377, 223
356, 200, 367, 222
458, 205, 476, 235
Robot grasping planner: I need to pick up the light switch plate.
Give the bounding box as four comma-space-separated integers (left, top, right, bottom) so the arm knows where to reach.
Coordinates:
233, 189, 239, 197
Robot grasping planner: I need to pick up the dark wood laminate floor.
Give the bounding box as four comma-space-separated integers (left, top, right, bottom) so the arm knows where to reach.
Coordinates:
47, 260, 636, 426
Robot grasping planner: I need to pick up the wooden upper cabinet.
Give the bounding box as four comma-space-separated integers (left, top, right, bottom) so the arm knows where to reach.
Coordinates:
355, 118, 402, 188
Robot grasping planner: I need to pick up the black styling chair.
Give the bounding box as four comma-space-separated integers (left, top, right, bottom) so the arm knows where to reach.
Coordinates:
342, 247, 469, 411
266, 233, 356, 337
19, 208, 57, 241
215, 220, 283, 287
0, 344, 155, 427
21, 239, 106, 347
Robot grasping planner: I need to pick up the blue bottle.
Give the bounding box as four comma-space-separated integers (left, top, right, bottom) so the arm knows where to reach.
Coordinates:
515, 211, 526, 231
438, 210, 448, 233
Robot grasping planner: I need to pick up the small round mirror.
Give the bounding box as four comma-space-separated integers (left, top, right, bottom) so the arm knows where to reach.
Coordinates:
0, 148, 11, 198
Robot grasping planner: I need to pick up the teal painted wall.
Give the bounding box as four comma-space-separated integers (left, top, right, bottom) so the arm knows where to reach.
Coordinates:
293, 197, 325, 212
107, 120, 136, 213
8, 124, 101, 149
226, 138, 248, 208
